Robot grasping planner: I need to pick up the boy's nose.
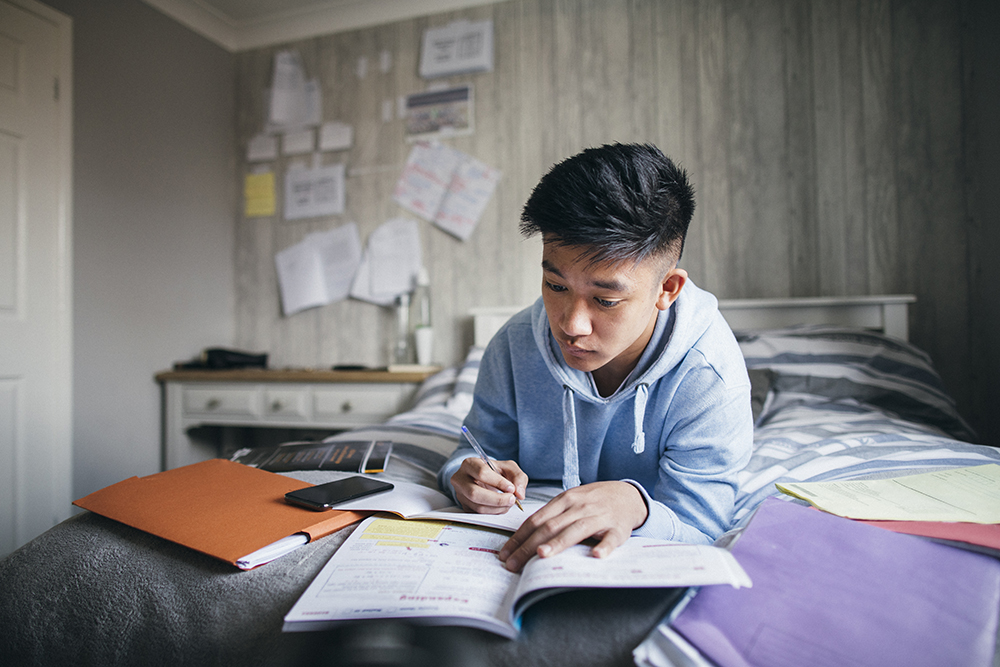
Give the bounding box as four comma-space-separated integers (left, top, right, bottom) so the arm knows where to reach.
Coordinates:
559, 300, 593, 338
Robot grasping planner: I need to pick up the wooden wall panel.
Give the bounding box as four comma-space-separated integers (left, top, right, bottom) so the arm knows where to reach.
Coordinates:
233, 0, 976, 430
682, 0, 730, 293
892, 0, 969, 399
813, 0, 861, 296
860, 0, 901, 298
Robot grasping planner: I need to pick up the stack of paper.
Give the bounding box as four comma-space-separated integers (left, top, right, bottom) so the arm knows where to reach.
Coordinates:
776, 463, 1000, 555
776, 463, 1000, 522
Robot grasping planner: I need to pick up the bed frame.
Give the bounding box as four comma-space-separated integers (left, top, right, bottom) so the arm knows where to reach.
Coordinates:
470, 294, 916, 348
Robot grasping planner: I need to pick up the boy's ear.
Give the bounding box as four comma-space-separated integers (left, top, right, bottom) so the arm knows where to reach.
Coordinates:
655, 268, 687, 311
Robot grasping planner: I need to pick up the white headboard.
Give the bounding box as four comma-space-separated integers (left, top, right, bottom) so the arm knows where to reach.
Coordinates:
470, 295, 916, 348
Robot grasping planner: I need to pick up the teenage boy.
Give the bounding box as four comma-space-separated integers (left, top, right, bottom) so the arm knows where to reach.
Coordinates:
438, 143, 753, 572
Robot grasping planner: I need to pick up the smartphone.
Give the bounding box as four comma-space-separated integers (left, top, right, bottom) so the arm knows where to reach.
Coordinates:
285, 476, 394, 511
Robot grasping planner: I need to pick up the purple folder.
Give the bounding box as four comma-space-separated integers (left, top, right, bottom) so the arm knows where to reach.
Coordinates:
672, 497, 1000, 667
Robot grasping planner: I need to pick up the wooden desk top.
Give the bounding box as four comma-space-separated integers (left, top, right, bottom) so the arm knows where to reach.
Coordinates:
155, 367, 440, 384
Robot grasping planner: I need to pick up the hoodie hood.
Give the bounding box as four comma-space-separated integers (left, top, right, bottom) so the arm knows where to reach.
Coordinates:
531, 281, 721, 488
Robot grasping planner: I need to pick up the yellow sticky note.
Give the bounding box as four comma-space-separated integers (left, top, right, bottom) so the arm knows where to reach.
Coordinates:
362, 518, 448, 539
244, 172, 275, 217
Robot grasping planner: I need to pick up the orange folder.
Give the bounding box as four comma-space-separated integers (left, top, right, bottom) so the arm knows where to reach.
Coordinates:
73, 458, 369, 569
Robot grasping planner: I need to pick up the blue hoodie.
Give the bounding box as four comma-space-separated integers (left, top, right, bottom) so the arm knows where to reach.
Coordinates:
437, 280, 753, 544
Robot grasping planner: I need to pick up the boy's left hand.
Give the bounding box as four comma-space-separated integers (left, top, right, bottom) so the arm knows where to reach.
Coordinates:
497, 481, 648, 572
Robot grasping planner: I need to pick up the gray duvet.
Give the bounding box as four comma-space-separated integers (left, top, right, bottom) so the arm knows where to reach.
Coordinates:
0, 466, 679, 667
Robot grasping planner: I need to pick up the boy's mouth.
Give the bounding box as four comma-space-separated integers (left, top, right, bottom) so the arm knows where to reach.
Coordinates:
558, 339, 595, 359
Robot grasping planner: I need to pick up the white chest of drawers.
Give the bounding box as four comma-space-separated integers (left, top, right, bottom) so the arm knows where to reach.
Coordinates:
156, 369, 433, 470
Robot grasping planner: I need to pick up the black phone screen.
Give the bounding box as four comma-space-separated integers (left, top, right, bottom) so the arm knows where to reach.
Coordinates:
285, 476, 394, 511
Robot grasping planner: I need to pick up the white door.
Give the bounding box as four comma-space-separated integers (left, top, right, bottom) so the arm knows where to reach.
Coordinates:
0, 0, 72, 557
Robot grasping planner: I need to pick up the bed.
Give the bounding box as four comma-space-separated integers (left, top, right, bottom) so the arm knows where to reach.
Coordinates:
2, 295, 998, 667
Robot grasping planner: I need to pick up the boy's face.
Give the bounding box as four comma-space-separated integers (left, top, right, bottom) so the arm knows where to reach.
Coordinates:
540, 240, 686, 388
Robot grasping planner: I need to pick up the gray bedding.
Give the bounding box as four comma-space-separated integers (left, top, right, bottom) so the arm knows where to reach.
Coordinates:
0, 462, 681, 667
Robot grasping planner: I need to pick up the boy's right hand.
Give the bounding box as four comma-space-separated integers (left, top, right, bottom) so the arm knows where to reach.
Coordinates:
451, 457, 528, 514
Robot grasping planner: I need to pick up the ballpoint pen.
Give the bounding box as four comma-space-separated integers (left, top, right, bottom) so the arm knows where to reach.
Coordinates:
461, 425, 524, 511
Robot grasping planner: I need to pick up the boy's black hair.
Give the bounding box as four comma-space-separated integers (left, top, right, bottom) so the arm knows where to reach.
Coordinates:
520, 143, 695, 266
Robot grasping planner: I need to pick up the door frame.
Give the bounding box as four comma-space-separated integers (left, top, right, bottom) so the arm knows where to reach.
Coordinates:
3, 0, 73, 553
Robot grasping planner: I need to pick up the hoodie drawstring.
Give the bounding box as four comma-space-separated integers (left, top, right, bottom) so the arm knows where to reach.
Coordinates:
562, 385, 580, 489
633, 383, 648, 454
560, 382, 649, 489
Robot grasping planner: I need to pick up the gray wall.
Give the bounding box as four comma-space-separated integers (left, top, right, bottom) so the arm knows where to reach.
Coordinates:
233, 0, 997, 442
41, 0, 236, 497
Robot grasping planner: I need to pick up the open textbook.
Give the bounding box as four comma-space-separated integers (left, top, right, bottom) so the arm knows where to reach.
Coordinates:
332, 479, 551, 533
283, 516, 752, 639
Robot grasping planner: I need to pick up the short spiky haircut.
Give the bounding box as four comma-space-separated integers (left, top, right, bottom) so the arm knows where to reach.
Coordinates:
520, 143, 695, 267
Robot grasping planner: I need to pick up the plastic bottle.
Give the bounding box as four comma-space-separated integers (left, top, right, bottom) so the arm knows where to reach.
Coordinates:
393, 292, 412, 364
411, 267, 433, 366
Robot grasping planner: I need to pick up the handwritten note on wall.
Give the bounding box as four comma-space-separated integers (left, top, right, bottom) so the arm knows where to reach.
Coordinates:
284, 163, 346, 220
275, 223, 362, 316
393, 142, 500, 241
350, 218, 423, 306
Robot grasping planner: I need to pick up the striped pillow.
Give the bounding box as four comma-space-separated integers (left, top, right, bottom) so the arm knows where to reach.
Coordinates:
409, 366, 459, 411
736, 326, 976, 442
445, 346, 483, 417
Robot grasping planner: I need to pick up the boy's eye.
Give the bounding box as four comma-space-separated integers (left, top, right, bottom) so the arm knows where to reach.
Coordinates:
545, 281, 567, 293
595, 298, 620, 308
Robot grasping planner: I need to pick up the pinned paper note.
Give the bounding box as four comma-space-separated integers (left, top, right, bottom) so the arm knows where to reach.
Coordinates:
267, 50, 321, 132
393, 142, 500, 241
404, 86, 473, 140
350, 218, 423, 306
247, 134, 278, 162
419, 20, 494, 79
275, 223, 363, 316
433, 157, 502, 240
282, 129, 314, 156
319, 122, 353, 152
244, 172, 276, 218
394, 142, 463, 219
284, 163, 345, 220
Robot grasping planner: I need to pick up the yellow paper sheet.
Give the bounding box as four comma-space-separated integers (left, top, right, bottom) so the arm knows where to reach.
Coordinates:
776, 464, 1000, 523
244, 171, 276, 217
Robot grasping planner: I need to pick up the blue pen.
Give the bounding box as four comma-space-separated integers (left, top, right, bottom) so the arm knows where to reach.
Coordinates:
462, 425, 524, 511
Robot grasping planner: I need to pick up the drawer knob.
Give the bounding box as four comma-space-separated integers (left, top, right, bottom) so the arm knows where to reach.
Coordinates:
205, 398, 221, 410
271, 400, 284, 412
340, 401, 352, 413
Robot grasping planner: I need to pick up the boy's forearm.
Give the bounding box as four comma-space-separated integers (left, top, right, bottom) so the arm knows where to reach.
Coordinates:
626, 480, 718, 545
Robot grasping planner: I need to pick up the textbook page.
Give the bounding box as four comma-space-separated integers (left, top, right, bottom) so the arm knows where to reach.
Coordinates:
510, 539, 751, 619
410, 501, 544, 532
333, 479, 544, 533
330, 479, 453, 515
284, 516, 521, 637
283, 517, 752, 638
776, 463, 1000, 523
